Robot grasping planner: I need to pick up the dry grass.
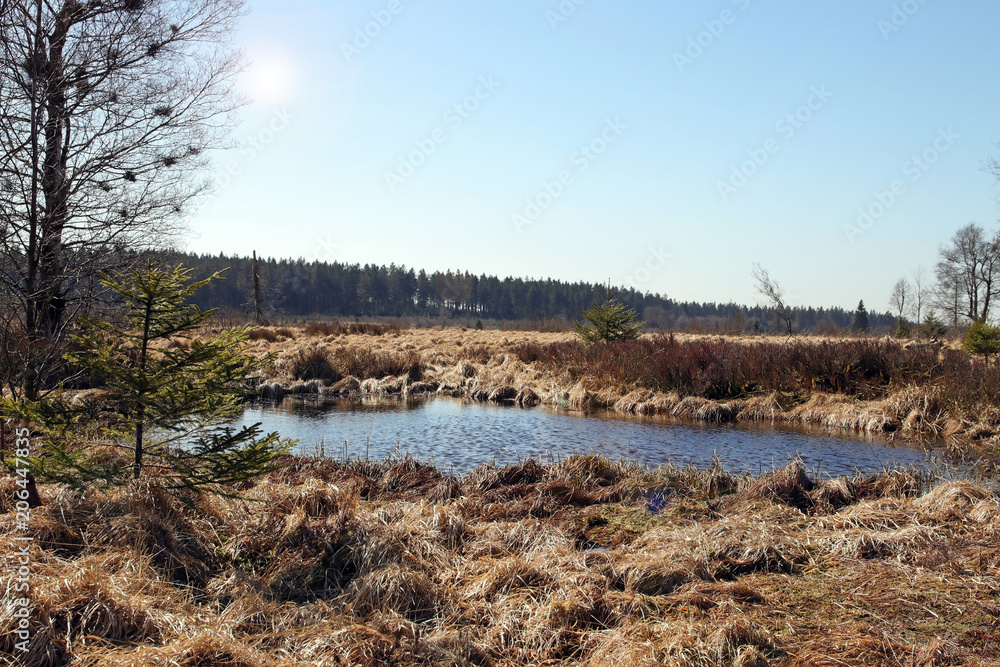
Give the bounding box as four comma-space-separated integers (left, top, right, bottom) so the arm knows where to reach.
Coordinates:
301, 321, 402, 337
2, 454, 999, 666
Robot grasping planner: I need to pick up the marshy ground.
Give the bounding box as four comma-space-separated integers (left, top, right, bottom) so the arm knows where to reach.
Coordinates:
1, 454, 998, 665
243, 325, 1000, 458
5, 325, 1000, 665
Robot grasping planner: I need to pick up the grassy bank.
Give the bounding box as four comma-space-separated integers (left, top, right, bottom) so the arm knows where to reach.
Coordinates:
1, 454, 998, 665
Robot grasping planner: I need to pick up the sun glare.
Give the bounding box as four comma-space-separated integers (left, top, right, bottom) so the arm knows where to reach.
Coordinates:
244, 49, 298, 105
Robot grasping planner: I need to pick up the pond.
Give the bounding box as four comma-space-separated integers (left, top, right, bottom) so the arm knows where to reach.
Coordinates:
234, 396, 957, 478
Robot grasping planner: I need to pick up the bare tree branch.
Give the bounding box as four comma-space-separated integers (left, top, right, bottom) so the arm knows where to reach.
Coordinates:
0, 0, 248, 397
889, 277, 911, 334
934, 223, 1000, 326
910, 265, 929, 325
751, 262, 793, 335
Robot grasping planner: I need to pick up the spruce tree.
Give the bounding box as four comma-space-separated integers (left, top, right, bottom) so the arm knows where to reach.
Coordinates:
5, 262, 293, 494
575, 286, 644, 343
852, 300, 870, 332
916, 313, 948, 340
963, 321, 1000, 363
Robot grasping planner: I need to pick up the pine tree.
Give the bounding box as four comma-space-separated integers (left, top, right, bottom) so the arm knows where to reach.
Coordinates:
852, 300, 870, 332
575, 286, 644, 343
5, 262, 293, 494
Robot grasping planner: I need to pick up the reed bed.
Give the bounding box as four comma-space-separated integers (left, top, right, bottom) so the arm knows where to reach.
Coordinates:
2, 454, 998, 666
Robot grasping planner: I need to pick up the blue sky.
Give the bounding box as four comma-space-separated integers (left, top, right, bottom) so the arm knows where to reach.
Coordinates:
187, 0, 1000, 311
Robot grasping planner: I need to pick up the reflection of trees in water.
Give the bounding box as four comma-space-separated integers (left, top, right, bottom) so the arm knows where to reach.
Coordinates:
553, 406, 900, 448
270, 396, 430, 419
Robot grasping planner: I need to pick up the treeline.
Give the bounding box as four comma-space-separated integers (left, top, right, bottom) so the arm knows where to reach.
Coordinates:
162, 251, 896, 332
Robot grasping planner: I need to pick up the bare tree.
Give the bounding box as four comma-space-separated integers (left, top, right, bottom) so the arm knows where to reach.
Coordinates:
910, 265, 929, 325
934, 223, 1000, 325
751, 263, 793, 335
0, 0, 247, 398
888, 277, 911, 333
934, 271, 963, 328
983, 149, 1000, 189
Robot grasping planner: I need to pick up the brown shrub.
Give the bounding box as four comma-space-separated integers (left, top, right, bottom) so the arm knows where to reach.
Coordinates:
514, 335, 1000, 410
287, 347, 340, 382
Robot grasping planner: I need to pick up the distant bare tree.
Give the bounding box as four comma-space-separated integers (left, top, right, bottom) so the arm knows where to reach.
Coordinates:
751, 263, 793, 335
910, 265, 929, 325
934, 223, 1000, 325
889, 277, 911, 333
934, 272, 963, 328
983, 149, 1000, 189
0, 0, 247, 398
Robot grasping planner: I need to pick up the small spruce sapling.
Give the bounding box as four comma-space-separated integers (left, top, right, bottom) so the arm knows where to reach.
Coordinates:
963, 321, 1000, 364
5, 261, 294, 495
575, 286, 644, 343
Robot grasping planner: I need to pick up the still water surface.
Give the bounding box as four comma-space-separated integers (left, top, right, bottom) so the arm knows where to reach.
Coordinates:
236, 396, 952, 477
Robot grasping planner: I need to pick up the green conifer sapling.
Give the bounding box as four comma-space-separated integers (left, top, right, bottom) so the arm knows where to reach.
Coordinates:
6, 262, 294, 494
575, 286, 644, 343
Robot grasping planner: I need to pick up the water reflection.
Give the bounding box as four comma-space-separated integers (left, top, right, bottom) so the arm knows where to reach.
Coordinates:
235, 396, 953, 477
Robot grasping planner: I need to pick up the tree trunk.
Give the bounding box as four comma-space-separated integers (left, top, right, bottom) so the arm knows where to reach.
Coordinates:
35, 3, 72, 339
252, 250, 264, 325
25, 473, 42, 508
134, 419, 144, 479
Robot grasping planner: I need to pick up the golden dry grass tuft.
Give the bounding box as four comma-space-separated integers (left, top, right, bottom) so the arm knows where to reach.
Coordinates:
2, 453, 999, 666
